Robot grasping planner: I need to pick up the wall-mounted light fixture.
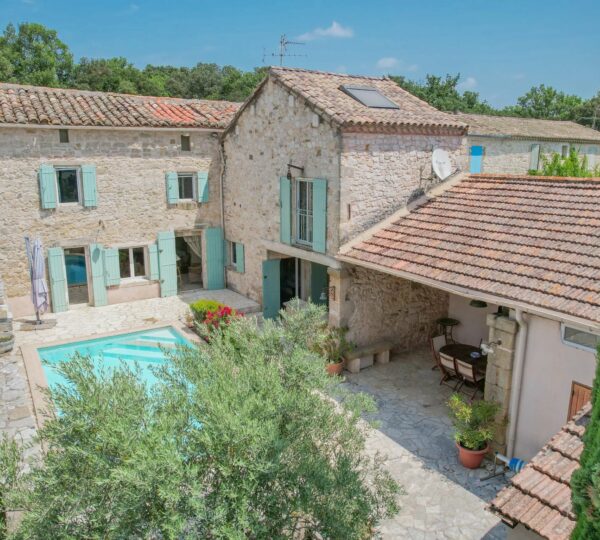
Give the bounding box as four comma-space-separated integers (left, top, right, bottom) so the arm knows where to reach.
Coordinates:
286, 162, 305, 180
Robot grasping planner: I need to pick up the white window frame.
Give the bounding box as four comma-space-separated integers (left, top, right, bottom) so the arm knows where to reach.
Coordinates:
118, 246, 149, 282
560, 323, 600, 353
54, 166, 82, 206
177, 172, 196, 201
295, 179, 313, 247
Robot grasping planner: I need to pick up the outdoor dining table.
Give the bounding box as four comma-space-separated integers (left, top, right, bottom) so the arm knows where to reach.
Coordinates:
439, 343, 487, 370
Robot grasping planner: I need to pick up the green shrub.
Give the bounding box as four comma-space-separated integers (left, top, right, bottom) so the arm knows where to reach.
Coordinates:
448, 394, 501, 451
189, 299, 225, 322
571, 349, 600, 539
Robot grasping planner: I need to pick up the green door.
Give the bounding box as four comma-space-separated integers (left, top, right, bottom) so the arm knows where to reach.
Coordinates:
157, 231, 177, 297
262, 259, 281, 319
89, 243, 108, 307
47, 247, 68, 312
310, 262, 329, 306
205, 227, 225, 290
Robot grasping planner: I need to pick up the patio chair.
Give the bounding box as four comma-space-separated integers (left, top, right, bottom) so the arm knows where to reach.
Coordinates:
438, 351, 461, 390
455, 359, 486, 401
430, 334, 446, 370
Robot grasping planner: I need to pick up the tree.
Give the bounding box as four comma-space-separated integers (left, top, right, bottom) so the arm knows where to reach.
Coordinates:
503, 84, 583, 120
530, 147, 599, 177
574, 91, 600, 130
571, 349, 600, 539
1, 304, 399, 538
0, 23, 73, 86
72, 57, 147, 95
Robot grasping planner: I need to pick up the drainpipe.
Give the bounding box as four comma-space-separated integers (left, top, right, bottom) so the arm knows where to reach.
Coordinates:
506, 308, 529, 458
218, 138, 227, 287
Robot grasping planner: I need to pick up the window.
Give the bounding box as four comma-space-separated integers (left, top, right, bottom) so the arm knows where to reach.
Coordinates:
561, 324, 600, 353
181, 135, 191, 151
118, 247, 146, 279
561, 145, 569, 158
59, 129, 69, 143
340, 85, 399, 109
296, 179, 313, 245
56, 168, 81, 204
178, 173, 195, 200
231, 242, 238, 267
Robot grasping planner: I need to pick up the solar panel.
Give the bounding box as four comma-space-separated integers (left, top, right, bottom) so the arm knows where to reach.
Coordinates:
340, 85, 399, 109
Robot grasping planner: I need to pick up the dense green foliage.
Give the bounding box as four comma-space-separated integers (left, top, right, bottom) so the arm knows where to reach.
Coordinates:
447, 394, 501, 451
571, 350, 600, 540
0, 304, 399, 538
530, 147, 600, 177
189, 299, 226, 323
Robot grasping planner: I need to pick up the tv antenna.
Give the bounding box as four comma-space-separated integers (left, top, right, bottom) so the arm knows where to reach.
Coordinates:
263, 34, 306, 66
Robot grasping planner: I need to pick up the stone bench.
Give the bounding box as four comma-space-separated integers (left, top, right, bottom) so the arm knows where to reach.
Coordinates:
345, 341, 394, 373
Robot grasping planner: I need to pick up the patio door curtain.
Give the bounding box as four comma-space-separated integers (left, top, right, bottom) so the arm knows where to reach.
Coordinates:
183, 235, 202, 260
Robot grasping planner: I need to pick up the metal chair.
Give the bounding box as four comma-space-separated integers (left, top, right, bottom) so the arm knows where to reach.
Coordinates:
455, 359, 486, 401
430, 334, 446, 370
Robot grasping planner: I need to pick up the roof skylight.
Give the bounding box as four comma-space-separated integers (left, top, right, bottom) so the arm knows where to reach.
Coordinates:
340, 85, 399, 109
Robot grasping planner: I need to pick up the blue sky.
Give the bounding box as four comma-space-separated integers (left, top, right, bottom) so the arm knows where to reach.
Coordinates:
2, 0, 599, 107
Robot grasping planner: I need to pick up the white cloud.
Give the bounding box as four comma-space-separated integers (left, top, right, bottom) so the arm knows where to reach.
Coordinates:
376, 57, 399, 70
458, 76, 477, 90
298, 21, 354, 41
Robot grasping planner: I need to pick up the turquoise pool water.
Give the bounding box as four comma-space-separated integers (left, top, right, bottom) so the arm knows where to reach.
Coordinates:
38, 327, 192, 391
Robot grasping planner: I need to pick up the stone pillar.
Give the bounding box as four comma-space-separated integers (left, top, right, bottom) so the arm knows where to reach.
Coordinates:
327, 266, 353, 328
484, 314, 519, 453
0, 280, 15, 353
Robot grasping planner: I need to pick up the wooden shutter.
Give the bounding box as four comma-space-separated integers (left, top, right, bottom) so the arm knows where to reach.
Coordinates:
165, 172, 179, 204
235, 243, 245, 273
469, 146, 484, 174
568, 382, 592, 420
262, 259, 281, 319
103, 248, 120, 286
81, 164, 98, 207
38, 164, 57, 209
223, 240, 230, 267
148, 244, 160, 280
280, 176, 292, 244
530, 144, 541, 171
311, 178, 327, 254
197, 171, 209, 203
310, 262, 328, 305
89, 243, 108, 306
157, 231, 177, 297
47, 247, 68, 312
205, 227, 225, 289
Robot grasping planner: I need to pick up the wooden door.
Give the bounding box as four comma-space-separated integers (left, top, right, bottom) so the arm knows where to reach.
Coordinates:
568, 381, 592, 420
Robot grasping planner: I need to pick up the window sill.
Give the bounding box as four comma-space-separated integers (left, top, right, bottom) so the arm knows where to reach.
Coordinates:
116, 278, 153, 288
170, 200, 199, 210
292, 242, 314, 252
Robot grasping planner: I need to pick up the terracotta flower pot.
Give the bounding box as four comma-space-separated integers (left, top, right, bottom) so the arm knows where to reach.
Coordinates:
326, 360, 344, 376
456, 441, 489, 469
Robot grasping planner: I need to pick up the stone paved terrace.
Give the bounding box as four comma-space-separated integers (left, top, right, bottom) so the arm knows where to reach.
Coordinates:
345, 349, 509, 539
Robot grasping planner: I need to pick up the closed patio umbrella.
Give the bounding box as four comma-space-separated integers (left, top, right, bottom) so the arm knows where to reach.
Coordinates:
25, 236, 49, 324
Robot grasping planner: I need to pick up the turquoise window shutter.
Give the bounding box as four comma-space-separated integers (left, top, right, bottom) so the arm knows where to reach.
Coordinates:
311, 178, 327, 254
235, 243, 245, 273
197, 171, 209, 203
102, 248, 120, 286
205, 227, 225, 289
262, 259, 281, 319
310, 262, 329, 305
166, 172, 179, 204
89, 243, 108, 306
223, 239, 230, 267
148, 244, 160, 280
530, 144, 541, 170
157, 231, 177, 297
280, 176, 291, 244
81, 164, 98, 207
469, 146, 484, 174
38, 164, 57, 209
47, 246, 68, 312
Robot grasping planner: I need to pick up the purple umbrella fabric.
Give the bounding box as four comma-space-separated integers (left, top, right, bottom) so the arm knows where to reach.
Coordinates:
25, 237, 49, 320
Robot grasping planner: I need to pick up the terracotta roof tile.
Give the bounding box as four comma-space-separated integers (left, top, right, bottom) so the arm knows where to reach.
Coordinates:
0, 83, 241, 129
341, 174, 600, 325
489, 404, 591, 539
269, 67, 466, 135
456, 112, 600, 143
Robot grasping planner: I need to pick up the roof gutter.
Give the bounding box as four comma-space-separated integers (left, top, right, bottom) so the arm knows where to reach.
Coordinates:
468, 133, 600, 144
0, 123, 224, 133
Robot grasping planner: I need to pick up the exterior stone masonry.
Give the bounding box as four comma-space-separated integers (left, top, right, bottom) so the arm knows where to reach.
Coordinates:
468, 136, 600, 175
0, 126, 222, 315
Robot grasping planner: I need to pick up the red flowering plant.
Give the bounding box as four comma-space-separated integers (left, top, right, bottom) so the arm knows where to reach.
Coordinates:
202, 305, 241, 335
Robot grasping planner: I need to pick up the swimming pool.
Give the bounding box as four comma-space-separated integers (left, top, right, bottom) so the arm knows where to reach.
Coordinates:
38, 327, 193, 391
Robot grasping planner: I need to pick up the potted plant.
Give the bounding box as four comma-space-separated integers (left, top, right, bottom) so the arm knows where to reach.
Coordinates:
0, 332, 14, 354
447, 394, 501, 469
313, 326, 354, 376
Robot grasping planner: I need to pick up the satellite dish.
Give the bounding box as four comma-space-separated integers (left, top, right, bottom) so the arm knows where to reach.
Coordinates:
432, 149, 453, 180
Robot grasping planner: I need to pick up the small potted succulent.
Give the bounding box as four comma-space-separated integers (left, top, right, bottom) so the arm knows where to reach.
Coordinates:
447, 394, 501, 469
313, 326, 354, 376
0, 332, 15, 354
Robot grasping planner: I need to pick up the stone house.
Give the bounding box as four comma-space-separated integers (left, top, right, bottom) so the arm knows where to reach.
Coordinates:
338, 173, 600, 460
0, 83, 240, 317
221, 67, 468, 347
455, 113, 600, 174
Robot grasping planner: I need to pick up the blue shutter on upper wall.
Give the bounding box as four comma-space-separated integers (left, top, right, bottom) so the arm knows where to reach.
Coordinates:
469, 146, 484, 174
38, 164, 57, 209
197, 171, 209, 203
166, 172, 179, 204
81, 164, 98, 207
235, 243, 245, 273
280, 176, 292, 244
205, 227, 225, 289
311, 179, 327, 254
47, 247, 68, 312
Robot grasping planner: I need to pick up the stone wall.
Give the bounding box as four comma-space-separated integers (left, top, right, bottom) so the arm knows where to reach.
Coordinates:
332, 265, 449, 350
339, 132, 467, 243
468, 136, 600, 175
0, 127, 222, 313
223, 79, 341, 302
